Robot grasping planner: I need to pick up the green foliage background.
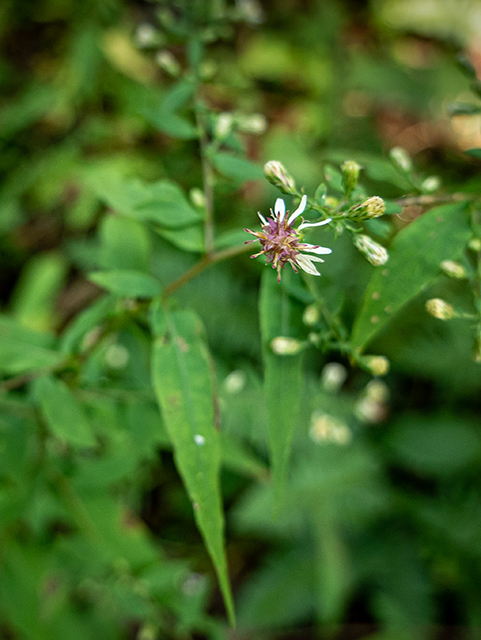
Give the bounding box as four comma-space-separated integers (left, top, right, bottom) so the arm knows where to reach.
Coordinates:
2, 0, 481, 638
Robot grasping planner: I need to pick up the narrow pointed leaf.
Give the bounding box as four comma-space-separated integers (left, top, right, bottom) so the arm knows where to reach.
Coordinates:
260, 269, 303, 511
150, 304, 235, 626
88, 270, 161, 298
33, 376, 96, 448
351, 202, 471, 350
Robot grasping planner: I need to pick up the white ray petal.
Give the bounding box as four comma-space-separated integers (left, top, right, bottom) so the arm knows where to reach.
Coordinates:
296, 253, 321, 276
275, 198, 286, 221
298, 217, 332, 230
299, 243, 332, 255
301, 254, 324, 263
287, 194, 308, 225
257, 212, 268, 225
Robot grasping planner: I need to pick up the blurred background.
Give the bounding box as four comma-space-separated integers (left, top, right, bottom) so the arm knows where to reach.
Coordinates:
2, 0, 481, 638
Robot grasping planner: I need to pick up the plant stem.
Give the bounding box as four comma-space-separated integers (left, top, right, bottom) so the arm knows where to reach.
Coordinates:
395, 193, 476, 207
196, 105, 216, 256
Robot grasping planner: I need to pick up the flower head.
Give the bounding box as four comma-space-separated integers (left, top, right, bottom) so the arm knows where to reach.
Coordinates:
245, 195, 332, 282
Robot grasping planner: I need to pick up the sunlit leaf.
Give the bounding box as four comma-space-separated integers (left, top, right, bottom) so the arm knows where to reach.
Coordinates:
351, 202, 471, 350
150, 304, 235, 625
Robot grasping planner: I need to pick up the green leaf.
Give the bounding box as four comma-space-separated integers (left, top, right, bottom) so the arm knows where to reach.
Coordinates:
312, 505, 350, 624
351, 202, 471, 350
387, 413, 481, 476
260, 269, 303, 510
88, 270, 161, 298
211, 152, 264, 181
237, 548, 315, 629
156, 223, 204, 253
100, 214, 151, 272
455, 53, 477, 79
11, 252, 68, 332
466, 148, 481, 159
446, 102, 481, 116
60, 295, 116, 355
150, 304, 235, 626
33, 376, 96, 448
91, 176, 202, 228
140, 79, 198, 139
324, 164, 344, 193
0, 315, 65, 375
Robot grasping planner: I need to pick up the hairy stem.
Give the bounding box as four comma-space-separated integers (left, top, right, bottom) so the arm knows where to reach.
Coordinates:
196, 106, 216, 256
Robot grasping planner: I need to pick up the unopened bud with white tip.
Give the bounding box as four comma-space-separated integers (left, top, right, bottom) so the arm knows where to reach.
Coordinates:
341, 160, 361, 198
440, 260, 466, 279
365, 355, 390, 377
264, 161, 296, 195
349, 196, 386, 221
353, 234, 389, 266
390, 146, 412, 172
425, 298, 455, 320
270, 336, 304, 356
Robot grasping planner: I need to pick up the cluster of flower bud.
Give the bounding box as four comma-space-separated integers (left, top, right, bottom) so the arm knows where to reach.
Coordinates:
263, 161, 297, 195
354, 380, 389, 423
309, 412, 352, 445
353, 234, 389, 266
425, 298, 455, 320
348, 196, 386, 221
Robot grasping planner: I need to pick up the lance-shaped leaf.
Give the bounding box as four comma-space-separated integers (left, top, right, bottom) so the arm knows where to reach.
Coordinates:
33, 375, 96, 448
260, 269, 303, 511
351, 202, 471, 350
150, 304, 235, 626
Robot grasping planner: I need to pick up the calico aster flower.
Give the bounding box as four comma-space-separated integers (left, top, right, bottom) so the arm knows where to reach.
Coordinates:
245, 195, 332, 282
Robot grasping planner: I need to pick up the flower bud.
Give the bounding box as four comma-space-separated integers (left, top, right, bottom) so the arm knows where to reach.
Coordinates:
309, 412, 351, 445
389, 146, 412, 172
355, 397, 387, 423
421, 176, 441, 192
303, 304, 320, 326
425, 298, 455, 320
321, 362, 347, 393
155, 50, 181, 76
264, 161, 296, 195
135, 23, 160, 48
365, 355, 390, 377
353, 234, 389, 266
215, 112, 234, 139
190, 188, 205, 209
223, 370, 247, 394
270, 336, 304, 356
440, 260, 466, 279
469, 237, 481, 252
341, 160, 361, 197
237, 113, 268, 134
349, 196, 386, 221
